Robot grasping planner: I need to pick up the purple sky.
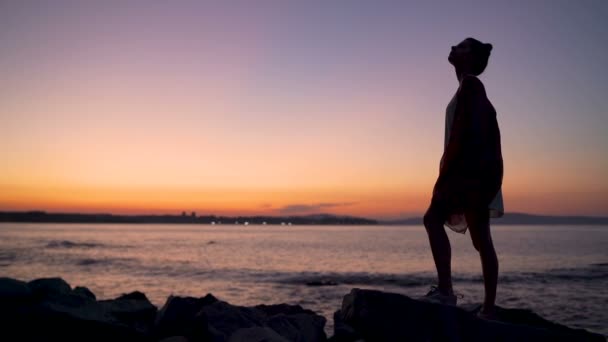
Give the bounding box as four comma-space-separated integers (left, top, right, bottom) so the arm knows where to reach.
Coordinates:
1, 1, 607, 218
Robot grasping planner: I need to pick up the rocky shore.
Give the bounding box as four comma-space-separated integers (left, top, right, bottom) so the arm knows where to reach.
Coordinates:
1, 277, 604, 341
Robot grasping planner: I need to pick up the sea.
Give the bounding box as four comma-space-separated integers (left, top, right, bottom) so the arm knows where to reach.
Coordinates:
0, 223, 606, 336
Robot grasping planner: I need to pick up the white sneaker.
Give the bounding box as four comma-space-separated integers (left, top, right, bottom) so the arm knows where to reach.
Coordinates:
477, 307, 500, 322
420, 286, 458, 306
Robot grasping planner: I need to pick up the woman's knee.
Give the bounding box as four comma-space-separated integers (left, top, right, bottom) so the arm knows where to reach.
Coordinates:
423, 209, 442, 232
471, 231, 493, 253
470, 234, 481, 252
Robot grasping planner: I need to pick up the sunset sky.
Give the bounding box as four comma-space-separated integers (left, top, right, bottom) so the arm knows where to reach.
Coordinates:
1, 1, 607, 219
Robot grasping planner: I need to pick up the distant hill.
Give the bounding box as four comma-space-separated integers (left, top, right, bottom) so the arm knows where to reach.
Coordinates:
2, 211, 606, 226
382, 212, 608, 225
0, 211, 377, 225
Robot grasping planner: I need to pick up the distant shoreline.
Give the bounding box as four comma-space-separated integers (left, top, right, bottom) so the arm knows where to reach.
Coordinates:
385, 213, 608, 225
1, 211, 607, 225
0, 211, 377, 225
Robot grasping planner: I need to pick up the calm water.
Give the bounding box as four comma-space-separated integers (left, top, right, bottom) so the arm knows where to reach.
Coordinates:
0, 223, 606, 336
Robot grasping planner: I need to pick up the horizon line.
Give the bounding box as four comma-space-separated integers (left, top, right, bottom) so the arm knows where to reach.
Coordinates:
2, 209, 608, 220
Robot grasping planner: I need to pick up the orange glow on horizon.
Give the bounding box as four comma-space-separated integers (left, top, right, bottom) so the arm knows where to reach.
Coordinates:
1, 179, 607, 219
0, 183, 431, 219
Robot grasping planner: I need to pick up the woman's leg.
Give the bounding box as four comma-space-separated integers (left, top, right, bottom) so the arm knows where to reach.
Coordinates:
466, 208, 498, 313
424, 201, 453, 294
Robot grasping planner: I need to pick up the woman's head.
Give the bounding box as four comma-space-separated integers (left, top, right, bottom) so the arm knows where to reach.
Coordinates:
448, 38, 492, 76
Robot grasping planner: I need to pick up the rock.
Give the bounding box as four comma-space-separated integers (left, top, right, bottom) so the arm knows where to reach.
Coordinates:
117, 291, 149, 301
3, 277, 155, 341
155, 295, 327, 342
154, 294, 218, 340
266, 313, 327, 342
99, 291, 158, 335
203, 300, 328, 341
158, 336, 189, 342
73, 286, 96, 300
200, 300, 267, 340
27, 277, 71, 299
254, 303, 320, 317
228, 326, 290, 342
17, 299, 148, 341
333, 288, 606, 342
6, 277, 600, 342
328, 310, 362, 342
255, 303, 327, 341
0, 277, 31, 302
3, 275, 327, 342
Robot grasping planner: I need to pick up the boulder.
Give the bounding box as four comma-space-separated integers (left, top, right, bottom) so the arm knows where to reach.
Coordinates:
154, 295, 328, 342
255, 303, 327, 341
228, 326, 290, 342
73, 286, 96, 300
329, 309, 363, 342
266, 313, 327, 342
5, 277, 600, 342
332, 288, 605, 342
200, 300, 267, 340
154, 294, 218, 341
254, 303, 321, 317
99, 291, 158, 335
203, 301, 327, 341
158, 336, 189, 342
3, 277, 156, 341
0, 277, 31, 302
27, 277, 71, 299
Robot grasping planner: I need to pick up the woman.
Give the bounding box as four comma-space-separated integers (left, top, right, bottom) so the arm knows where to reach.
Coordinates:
423, 37, 504, 320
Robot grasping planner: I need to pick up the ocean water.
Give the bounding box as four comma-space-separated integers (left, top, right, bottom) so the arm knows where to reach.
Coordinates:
0, 223, 606, 336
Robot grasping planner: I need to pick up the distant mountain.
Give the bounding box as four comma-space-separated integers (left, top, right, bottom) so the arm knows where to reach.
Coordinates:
381, 213, 608, 225
382, 217, 422, 225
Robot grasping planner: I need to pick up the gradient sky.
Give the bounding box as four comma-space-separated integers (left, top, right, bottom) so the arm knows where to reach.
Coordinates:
1, 1, 607, 219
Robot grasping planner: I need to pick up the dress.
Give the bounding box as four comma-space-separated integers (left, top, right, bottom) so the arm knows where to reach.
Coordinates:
439, 76, 504, 233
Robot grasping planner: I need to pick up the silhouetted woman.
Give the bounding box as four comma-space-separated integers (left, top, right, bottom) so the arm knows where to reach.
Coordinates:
423, 38, 504, 319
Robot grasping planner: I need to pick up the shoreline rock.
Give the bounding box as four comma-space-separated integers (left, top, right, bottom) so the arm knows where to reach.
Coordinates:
0, 277, 604, 341
331, 288, 605, 342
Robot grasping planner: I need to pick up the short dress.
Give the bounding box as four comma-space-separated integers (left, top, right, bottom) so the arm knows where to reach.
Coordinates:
439, 76, 504, 233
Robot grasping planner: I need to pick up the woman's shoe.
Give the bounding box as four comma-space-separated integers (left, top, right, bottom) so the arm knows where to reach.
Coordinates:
476, 307, 500, 322
421, 285, 457, 306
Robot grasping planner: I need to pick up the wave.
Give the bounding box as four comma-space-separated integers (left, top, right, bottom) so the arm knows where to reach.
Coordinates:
275, 272, 433, 287
590, 262, 608, 267
45, 240, 104, 249
76, 258, 101, 266
61, 259, 608, 287
273, 264, 608, 288
0, 251, 17, 267
16, 240, 608, 289
73, 256, 139, 268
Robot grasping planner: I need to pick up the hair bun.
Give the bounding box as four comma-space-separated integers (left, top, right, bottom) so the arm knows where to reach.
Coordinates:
485, 43, 493, 53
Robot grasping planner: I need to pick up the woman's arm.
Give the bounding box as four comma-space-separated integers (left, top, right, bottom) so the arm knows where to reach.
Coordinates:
439, 75, 487, 179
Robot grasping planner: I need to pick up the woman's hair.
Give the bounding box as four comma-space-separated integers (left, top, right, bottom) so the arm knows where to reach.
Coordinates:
466, 37, 492, 76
